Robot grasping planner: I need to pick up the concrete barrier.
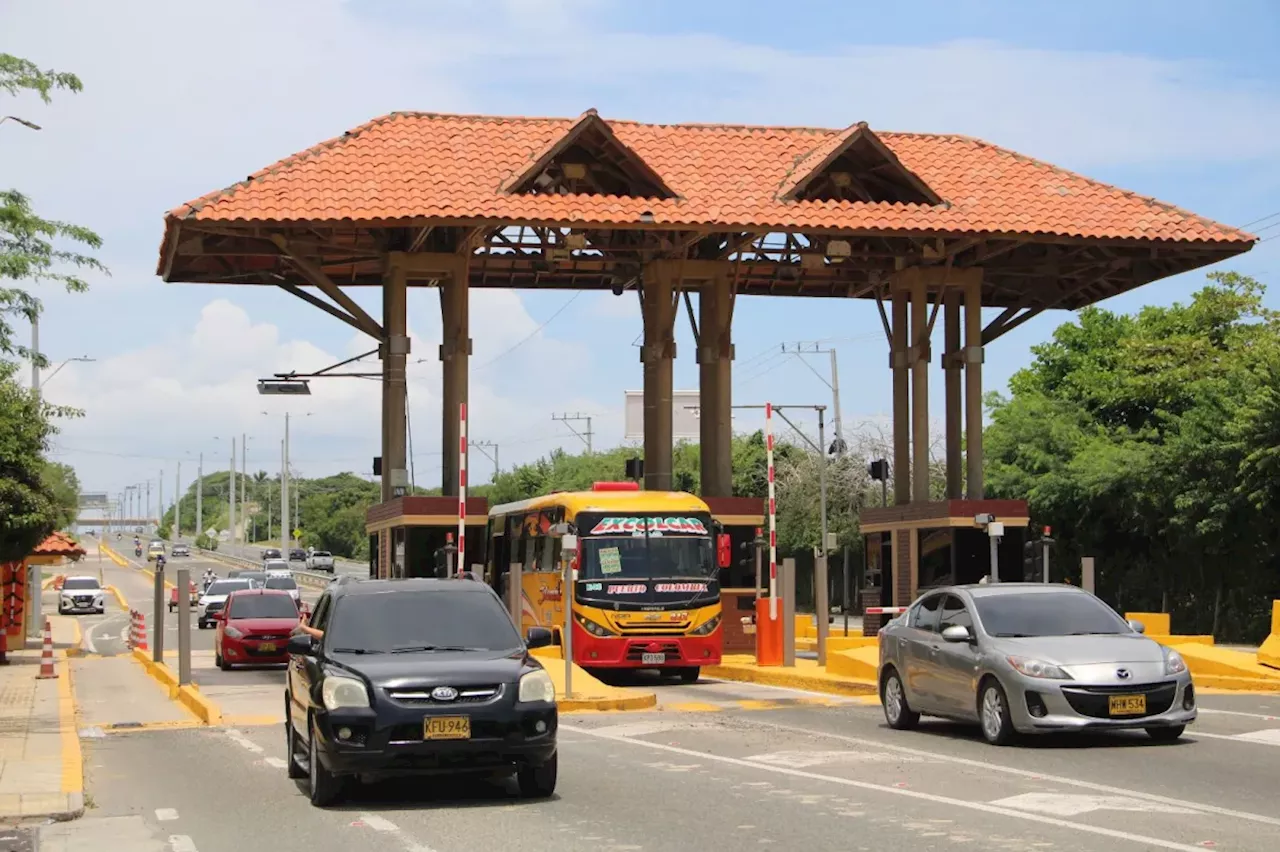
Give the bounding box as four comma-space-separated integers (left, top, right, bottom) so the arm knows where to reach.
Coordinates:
1256, 601, 1280, 670
528, 646, 658, 711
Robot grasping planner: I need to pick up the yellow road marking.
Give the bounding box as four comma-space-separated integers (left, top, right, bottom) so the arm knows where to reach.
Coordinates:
57, 655, 83, 794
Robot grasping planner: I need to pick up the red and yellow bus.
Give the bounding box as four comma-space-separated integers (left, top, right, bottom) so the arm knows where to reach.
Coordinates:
485, 482, 729, 683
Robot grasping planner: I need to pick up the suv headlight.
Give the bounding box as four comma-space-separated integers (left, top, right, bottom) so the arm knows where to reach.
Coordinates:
1164, 649, 1187, 675
1007, 656, 1072, 680
321, 675, 369, 710
689, 614, 721, 636
574, 612, 617, 637
518, 669, 556, 704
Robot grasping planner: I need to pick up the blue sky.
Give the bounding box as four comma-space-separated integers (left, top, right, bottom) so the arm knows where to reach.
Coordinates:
4, 0, 1278, 505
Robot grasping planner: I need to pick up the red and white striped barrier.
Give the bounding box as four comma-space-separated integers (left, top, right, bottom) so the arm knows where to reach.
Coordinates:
36, 619, 57, 679
865, 606, 908, 615
765, 402, 778, 621
129, 609, 148, 651
457, 402, 467, 577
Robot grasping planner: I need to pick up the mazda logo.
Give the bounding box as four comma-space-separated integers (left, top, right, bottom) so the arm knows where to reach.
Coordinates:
431, 686, 459, 702
1116, 668, 1131, 680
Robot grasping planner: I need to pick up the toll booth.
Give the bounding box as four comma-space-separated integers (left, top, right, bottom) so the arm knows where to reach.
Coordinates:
365, 496, 489, 580
859, 499, 1030, 633
704, 496, 765, 654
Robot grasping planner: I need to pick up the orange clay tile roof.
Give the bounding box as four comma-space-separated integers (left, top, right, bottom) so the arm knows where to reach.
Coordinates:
31, 532, 84, 557
168, 111, 1254, 245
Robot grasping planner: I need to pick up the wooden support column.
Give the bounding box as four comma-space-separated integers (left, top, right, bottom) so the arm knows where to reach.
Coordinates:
890, 283, 911, 505
698, 275, 734, 497
910, 273, 930, 503
381, 263, 409, 502
440, 260, 471, 497
943, 289, 963, 499
964, 273, 985, 498
642, 267, 678, 491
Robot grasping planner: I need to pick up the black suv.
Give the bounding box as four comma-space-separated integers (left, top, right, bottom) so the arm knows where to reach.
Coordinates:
283, 577, 558, 807
289, 548, 307, 562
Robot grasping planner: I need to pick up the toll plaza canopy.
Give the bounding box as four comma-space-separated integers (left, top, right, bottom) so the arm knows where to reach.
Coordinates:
156, 109, 1255, 590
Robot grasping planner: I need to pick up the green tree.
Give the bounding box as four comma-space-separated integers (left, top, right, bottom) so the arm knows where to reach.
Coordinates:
1, 54, 106, 364
39, 459, 79, 529
0, 360, 59, 561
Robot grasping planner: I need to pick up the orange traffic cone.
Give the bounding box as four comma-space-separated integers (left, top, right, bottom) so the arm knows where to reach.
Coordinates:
36, 619, 56, 679
130, 610, 148, 652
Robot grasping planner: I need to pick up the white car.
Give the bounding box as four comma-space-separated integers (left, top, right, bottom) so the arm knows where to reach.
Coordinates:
58, 576, 105, 615
263, 573, 300, 603
262, 558, 290, 573
196, 579, 253, 629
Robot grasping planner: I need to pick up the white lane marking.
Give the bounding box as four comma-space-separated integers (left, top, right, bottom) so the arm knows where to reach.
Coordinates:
731, 718, 1280, 828
155, 808, 179, 821
262, 757, 287, 769
562, 724, 1209, 852
169, 836, 198, 852
989, 793, 1199, 817
586, 720, 689, 738
1194, 729, 1280, 746
1197, 707, 1279, 721
748, 749, 930, 767
355, 813, 440, 851
224, 728, 263, 754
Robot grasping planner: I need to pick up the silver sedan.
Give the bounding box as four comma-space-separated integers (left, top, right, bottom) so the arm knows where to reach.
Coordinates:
877, 583, 1195, 745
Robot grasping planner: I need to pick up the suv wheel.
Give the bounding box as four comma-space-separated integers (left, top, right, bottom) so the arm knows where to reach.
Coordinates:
517, 751, 557, 798
285, 701, 306, 779
308, 719, 344, 806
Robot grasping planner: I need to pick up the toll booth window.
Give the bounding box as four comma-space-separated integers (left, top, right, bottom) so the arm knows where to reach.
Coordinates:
917, 528, 953, 589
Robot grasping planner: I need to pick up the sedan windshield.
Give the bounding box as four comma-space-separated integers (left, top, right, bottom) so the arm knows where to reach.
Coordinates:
63, 578, 100, 591
206, 581, 251, 597
229, 595, 298, 619
973, 591, 1128, 638
326, 590, 521, 654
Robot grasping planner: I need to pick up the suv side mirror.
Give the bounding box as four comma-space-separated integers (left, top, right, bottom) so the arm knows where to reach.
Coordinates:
287, 635, 315, 656
526, 626, 553, 649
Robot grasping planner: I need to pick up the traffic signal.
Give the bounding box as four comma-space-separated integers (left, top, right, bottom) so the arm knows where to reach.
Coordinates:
1023, 540, 1039, 576
868, 459, 889, 481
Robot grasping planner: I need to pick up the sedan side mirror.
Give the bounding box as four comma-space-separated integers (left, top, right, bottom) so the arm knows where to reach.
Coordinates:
287, 635, 315, 656
1127, 619, 1146, 634
940, 624, 973, 643
526, 626, 553, 649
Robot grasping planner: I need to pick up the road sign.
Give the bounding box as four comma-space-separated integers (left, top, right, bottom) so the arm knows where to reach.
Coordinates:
293, 529, 301, 540
624, 390, 725, 440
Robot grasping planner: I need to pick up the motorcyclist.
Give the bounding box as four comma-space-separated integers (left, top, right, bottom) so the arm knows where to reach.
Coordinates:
202, 568, 217, 591
155, 554, 166, 571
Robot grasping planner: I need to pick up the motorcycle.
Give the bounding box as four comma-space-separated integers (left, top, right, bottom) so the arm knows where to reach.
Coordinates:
135, 546, 143, 558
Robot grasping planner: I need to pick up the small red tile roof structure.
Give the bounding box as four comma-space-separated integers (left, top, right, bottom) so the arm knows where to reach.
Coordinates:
159, 109, 1254, 311
31, 532, 85, 558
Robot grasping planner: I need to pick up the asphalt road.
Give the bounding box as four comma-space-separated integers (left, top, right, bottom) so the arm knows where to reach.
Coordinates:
201, 536, 367, 579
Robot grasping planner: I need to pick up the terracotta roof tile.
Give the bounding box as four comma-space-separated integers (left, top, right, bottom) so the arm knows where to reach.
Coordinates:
168, 112, 1254, 245
32, 532, 85, 557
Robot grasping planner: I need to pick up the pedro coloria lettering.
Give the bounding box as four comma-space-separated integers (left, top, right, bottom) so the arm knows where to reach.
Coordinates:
589, 517, 708, 536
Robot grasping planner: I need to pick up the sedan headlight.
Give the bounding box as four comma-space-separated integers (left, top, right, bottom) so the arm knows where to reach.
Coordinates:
223, 626, 243, 639
1007, 655, 1072, 680
1164, 649, 1187, 675
518, 669, 556, 704
574, 612, 617, 637
689, 614, 721, 636
321, 675, 369, 710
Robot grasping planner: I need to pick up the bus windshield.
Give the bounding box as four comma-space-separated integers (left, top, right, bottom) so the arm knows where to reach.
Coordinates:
581, 536, 713, 581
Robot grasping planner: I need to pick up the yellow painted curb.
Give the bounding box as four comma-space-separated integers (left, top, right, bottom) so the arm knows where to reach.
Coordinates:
1194, 674, 1280, 692
56, 653, 84, 801
42, 576, 57, 590
138, 565, 176, 590
704, 662, 878, 698
558, 692, 659, 713
106, 585, 129, 610
100, 543, 129, 567
177, 683, 222, 726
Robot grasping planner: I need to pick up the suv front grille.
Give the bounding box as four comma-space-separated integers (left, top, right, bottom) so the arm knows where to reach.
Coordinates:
386, 685, 502, 705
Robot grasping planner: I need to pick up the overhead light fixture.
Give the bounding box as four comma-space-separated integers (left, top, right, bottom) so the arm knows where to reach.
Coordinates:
826, 239, 851, 262
257, 379, 311, 395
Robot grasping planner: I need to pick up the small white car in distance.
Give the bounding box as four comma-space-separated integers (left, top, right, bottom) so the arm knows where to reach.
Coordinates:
59, 576, 105, 615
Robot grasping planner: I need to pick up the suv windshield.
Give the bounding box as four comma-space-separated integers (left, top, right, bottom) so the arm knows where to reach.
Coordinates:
326, 590, 521, 654
229, 594, 298, 619
63, 578, 100, 591
266, 577, 297, 591
206, 581, 251, 597
973, 591, 1128, 638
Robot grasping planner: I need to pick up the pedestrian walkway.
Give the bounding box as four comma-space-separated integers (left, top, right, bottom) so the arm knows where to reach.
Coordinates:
0, 619, 84, 821
72, 654, 196, 731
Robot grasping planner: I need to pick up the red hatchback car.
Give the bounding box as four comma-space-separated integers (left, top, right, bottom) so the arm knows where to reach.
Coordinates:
214, 589, 300, 670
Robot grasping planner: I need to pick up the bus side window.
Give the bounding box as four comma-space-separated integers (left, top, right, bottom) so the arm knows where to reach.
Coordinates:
521, 514, 538, 574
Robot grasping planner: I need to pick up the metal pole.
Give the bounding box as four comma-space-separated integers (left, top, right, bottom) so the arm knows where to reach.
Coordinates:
508, 561, 522, 628
153, 563, 165, 664
562, 545, 573, 698
283, 414, 290, 546
30, 314, 39, 402
175, 463, 181, 537
753, 531, 762, 599
176, 567, 191, 685
158, 470, 163, 532
1042, 540, 1050, 584
146, 481, 152, 530
816, 407, 829, 666
196, 453, 203, 537
828, 349, 845, 457
240, 433, 247, 543
765, 403, 778, 621
27, 316, 41, 643
989, 535, 1000, 584
229, 438, 236, 546
842, 545, 850, 637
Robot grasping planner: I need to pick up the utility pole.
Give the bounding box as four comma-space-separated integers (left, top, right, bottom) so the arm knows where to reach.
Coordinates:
781, 343, 846, 457
240, 434, 247, 544
229, 438, 236, 546
552, 412, 593, 454
174, 464, 180, 537
146, 481, 152, 528
30, 314, 39, 404
158, 470, 163, 532
283, 413, 290, 545
195, 453, 203, 538
470, 440, 500, 480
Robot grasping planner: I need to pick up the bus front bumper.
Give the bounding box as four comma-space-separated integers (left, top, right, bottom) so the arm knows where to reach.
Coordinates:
571, 624, 721, 668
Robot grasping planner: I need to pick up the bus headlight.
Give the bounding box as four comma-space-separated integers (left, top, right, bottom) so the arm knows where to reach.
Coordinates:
689, 614, 721, 636
574, 613, 617, 637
